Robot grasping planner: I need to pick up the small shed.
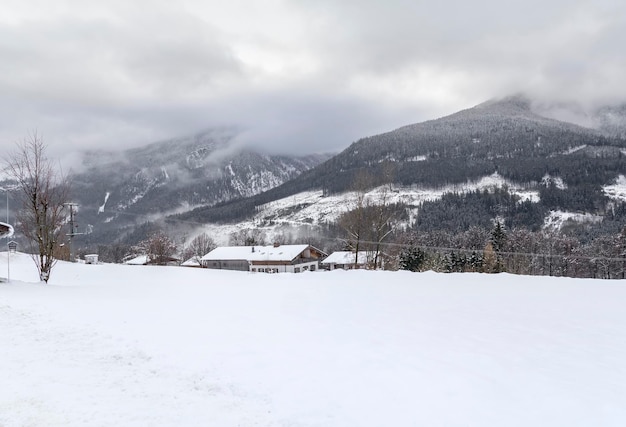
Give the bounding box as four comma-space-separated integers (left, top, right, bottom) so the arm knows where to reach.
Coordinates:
85, 254, 99, 264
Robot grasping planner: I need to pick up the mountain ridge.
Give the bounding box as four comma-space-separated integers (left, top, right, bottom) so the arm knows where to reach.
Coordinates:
174, 95, 626, 229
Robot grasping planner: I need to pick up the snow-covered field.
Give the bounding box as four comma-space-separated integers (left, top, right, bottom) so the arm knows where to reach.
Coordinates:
2, 252, 626, 427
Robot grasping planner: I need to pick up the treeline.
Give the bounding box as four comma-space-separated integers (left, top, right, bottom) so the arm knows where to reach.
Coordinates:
398, 224, 626, 279
414, 188, 546, 232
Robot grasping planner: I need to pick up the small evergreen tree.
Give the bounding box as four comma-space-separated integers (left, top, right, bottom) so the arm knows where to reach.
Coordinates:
399, 246, 427, 272
490, 220, 507, 253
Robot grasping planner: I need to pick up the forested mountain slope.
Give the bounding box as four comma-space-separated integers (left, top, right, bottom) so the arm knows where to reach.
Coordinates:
178, 95, 626, 225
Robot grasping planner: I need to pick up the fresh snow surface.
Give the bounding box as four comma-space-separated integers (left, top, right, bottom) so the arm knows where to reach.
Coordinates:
562, 145, 587, 155
98, 192, 111, 214
543, 210, 604, 231
542, 174, 567, 190
2, 252, 626, 427
603, 175, 626, 201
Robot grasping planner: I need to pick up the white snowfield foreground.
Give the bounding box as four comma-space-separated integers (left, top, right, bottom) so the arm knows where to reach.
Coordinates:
1, 251, 625, 427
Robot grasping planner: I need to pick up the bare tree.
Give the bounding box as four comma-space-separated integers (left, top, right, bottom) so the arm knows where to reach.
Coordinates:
142, 231, 177, 265
229, 228, 267, 246
181, 232, 216, 263
4, 133, 70, 282
338, 170, 373, 267
367, 185, 396, 269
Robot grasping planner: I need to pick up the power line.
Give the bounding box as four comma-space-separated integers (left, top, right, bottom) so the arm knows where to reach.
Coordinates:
64, 203, 84, 262
80, 203, 626, 264
340, 238, 626, 264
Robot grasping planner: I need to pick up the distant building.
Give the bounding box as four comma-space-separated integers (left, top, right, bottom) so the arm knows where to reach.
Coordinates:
321, 251, 370, 270
123, 254, 180, 266
84, 254, 99, 264
201, 244, 327, 273
181, 257, 202, 268
124, 254, 149, 265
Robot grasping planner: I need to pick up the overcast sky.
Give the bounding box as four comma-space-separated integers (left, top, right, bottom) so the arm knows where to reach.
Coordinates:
2, 0, 625, 158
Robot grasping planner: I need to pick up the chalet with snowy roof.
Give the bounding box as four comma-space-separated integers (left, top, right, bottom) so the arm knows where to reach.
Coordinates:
201, 244, 327, 273
321, 251, 370, 270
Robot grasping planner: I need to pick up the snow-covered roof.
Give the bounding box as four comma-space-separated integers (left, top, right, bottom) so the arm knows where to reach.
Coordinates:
181, 257, 202, 267
321, 251, 369, 265
202, 244, 312, 262
124, 255, 148, 265
0, 222, 14, 239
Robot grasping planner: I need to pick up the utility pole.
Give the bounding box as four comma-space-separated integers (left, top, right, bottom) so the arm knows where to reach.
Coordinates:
64, 203, 83, 262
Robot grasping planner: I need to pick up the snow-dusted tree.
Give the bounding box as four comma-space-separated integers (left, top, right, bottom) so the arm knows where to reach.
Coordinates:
503, 228, 537, 275
338, 170, 373, 268
399, 245, 426, 272
142, 231, 177, 265
482, 242, 499, 273
4, 133, 70, 282
181, 232, 216, 263
616, 226, 626, 279
366, 185, 396, 269
228, 228, 267, 246
490, 220, 507, 253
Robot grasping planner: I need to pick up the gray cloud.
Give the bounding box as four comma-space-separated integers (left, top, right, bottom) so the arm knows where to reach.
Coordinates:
1, 0, 625, 159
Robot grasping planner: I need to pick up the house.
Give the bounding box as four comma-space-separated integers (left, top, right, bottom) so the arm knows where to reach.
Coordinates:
321, 251, 370, 270
124, 254, 149, 265
201, 244, 327, 273
123, 254, 180, 266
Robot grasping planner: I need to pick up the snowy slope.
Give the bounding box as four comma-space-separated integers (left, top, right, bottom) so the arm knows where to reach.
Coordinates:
2, 252, 626, 427
199, 172, 540, 244
603, 174, 626, 201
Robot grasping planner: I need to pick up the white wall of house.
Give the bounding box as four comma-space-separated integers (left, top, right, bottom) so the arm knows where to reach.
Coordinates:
250, 261, 319, 273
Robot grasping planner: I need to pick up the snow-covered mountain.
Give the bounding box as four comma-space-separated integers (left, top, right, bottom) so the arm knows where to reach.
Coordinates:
177, 95, 626, 237
5, 94, 620, 251
68, 129, 331, 244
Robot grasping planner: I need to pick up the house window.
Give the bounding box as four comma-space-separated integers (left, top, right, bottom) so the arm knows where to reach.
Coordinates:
295, 267, 300, 273
251, 268, 257, 272
310, 265, 316, 272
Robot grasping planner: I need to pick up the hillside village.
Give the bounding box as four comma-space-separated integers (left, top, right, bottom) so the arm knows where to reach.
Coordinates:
124, 243, 371, 273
